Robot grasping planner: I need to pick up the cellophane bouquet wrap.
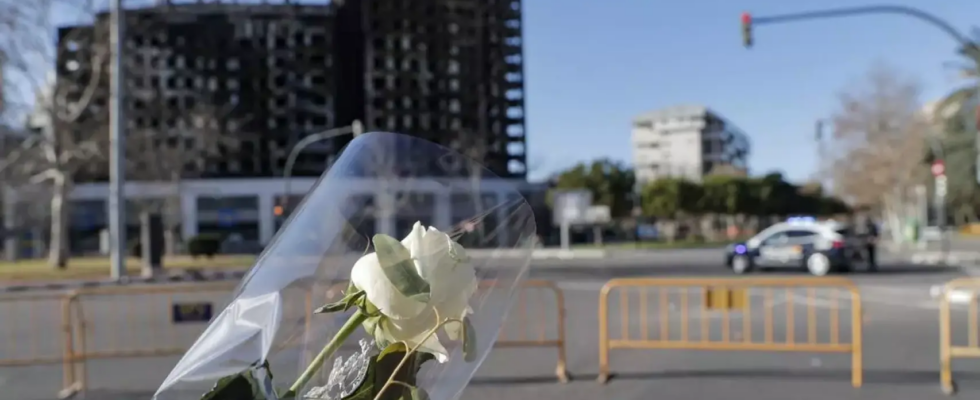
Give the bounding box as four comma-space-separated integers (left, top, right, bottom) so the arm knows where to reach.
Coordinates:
153, 132, 537, 400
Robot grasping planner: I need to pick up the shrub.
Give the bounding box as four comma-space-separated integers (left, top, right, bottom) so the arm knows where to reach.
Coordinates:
128, 240, 142, 257
187, 234, 222, 258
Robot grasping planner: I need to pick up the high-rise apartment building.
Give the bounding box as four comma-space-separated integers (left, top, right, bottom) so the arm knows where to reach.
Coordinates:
631, 105, 750, 184
350, 0, 527, 178
53, 0, 527, 181
57, 2, 338, 181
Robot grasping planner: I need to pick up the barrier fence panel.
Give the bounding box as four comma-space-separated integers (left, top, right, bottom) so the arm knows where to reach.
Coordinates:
597, 277, 863, 387
59, 278, 567, 394
0, 292, 80, 399
939, 277, 980, 395
63, 282, 239, 394
480, 279, 568, 383
317, 279, 570, 382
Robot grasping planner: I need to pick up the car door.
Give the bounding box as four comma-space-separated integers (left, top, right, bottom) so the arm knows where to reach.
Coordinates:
756, 231, 792, 267
758, 229, 815, 267
785, 229, 819, 264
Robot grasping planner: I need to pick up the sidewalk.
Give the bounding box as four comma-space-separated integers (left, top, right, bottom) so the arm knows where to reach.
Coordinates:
883, 234, 980, 266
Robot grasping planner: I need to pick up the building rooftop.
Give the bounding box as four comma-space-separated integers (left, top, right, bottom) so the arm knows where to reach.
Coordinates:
633, 104, 713, 123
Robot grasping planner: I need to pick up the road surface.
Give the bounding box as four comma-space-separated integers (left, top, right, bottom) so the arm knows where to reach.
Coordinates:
1, 255, 977, 400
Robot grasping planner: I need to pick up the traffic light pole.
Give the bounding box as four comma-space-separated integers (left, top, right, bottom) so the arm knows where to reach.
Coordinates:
743, 5, 980, 176
744, 5, 970, 44
743, 5, 979, 254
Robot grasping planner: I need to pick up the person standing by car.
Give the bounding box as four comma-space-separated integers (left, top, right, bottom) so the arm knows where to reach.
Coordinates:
856, 214, 880, 271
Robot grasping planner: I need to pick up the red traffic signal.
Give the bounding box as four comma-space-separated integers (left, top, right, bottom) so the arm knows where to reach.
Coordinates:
740, 12, 753, 48
273, 205, 284, 216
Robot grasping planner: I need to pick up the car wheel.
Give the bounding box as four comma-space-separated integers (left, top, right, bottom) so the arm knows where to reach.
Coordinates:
806, 253, 832, 276
731, 255, 753, 274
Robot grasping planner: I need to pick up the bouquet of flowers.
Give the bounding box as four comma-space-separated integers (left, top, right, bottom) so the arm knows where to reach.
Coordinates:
153, 132, 536, 400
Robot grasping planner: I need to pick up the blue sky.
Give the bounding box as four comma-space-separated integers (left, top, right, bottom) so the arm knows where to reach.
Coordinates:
522, 0, 980, 182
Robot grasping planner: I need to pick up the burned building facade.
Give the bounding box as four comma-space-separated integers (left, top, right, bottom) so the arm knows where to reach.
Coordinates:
58, 2, 338, 181
56, 0, 527, 181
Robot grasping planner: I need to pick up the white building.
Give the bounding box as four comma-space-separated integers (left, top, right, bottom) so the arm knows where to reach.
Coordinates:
2, 177, 539, 256
631, 105, 750, 184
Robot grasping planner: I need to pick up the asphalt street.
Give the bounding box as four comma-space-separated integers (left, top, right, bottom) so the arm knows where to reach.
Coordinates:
2, 250, 979, 400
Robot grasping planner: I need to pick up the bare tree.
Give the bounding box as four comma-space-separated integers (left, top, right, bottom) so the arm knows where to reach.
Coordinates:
125, 96, 249, 253
0, 0, 111, 268
829, 63, 931, 242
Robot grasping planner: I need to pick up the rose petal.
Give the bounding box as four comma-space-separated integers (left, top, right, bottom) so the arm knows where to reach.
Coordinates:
401, 222, 427, 260
381, 309, 451, 363
350, 253, 427, 320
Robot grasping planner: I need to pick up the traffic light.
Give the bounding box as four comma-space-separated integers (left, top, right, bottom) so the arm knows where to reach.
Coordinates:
273, 205, 284, 217
741, 12, 753, 48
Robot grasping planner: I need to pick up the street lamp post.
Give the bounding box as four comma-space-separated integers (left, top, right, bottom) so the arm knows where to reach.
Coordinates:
108, 0, 127, 280
280, 120, 364, 214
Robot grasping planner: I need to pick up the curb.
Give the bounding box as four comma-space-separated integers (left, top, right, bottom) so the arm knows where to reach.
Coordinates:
0, 269, 249, 293
909, 251, 980, 266
929, 285, 977, 304
0, 249, 609, 293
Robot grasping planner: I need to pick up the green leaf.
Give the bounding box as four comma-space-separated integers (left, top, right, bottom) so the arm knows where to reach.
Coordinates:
362, 315, 392, 349
314, 301, 348, 314
378, 342, 408, 360
373, 351, 430, 400
200, 374, 254, 400
341, 349, 434, 400
315, 290, 365, 314
199, 361, 278, 400
372, 234, 431, 302
462, 317, 477, 363
409, 386, 430, 400
361, 297, 381, 317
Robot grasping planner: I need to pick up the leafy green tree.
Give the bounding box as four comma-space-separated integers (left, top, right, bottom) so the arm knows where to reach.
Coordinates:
550, 159, 635, 218
701, 175, 751, 216
938, 116, 980, 222
639, 178, 702, 241
745, 172, 797, 216
934, 40, 980, 132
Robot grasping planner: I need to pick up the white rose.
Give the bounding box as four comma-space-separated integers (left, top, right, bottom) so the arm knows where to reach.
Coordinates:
350, 222, 477, 362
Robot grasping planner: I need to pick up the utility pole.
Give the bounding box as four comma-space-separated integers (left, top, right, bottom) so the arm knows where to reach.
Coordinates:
815, 119, 828, 189
932, 158, 949, 259
108, 0, 127, 280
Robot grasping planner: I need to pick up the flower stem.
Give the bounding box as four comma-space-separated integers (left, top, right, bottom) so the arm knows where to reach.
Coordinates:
284, 310, 368, 398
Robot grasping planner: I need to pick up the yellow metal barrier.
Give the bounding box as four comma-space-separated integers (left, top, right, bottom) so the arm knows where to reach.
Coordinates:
939, 278, 980, 395
597, 277, 863, 387
321, 279, 570, 382
480, 279, 569, 383
58, 278, 568, 392
959, 223, 980, 236
62, 282, 239, 393
0, 292, 81, 399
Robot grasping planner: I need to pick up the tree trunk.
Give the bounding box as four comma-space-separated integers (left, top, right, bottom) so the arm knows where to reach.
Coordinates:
47, 174, 71, 269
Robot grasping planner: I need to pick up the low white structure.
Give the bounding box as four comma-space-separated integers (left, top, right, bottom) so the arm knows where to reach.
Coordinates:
631, 105, 751, 184
3, 177, 539, 253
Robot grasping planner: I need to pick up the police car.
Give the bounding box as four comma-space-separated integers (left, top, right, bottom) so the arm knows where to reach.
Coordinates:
724, 217, 861, 276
